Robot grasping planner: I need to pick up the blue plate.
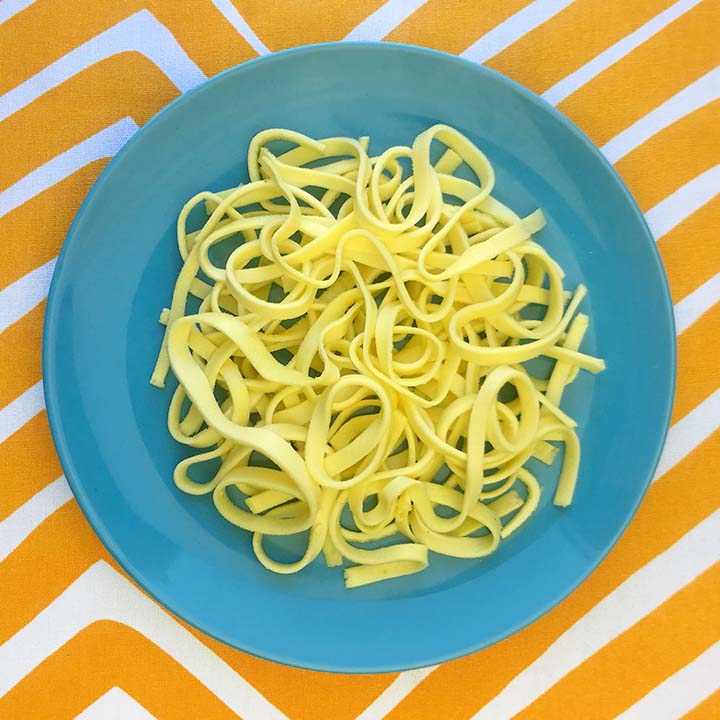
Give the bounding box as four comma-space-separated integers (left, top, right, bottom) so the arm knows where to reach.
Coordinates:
43, 43, 675, 673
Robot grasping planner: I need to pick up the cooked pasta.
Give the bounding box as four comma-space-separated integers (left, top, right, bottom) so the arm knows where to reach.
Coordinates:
151, 125, 604, 588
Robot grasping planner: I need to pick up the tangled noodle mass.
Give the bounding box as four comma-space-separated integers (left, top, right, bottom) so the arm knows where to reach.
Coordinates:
151, 126, 604, 588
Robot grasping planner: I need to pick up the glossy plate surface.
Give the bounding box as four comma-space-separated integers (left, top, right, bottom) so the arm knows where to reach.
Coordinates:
43, 43, 675, 673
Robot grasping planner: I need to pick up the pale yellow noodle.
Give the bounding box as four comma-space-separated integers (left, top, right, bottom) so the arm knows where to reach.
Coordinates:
152, 125, 604, 588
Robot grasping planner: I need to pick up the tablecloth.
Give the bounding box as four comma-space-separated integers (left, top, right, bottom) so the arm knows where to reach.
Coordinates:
1, 1, 718, 718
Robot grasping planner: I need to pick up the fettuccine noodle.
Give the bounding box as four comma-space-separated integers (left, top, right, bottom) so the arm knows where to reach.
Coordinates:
151, 126, 604, 588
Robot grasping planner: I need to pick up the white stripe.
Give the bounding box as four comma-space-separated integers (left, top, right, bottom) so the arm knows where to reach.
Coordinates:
209, 0, 269, 55
646, 165, 720, 240
0, 117, 139, 218
0, 476, 72, 563
0, 0, 33, 24
674, 272, 720, 334
615, 642, 720, 720
0, 560, 290, 720
0, 82, 200, 329
0, 118, 138, 336
76, 687, 158, 720
603, 67, 720, 163
344, 0, 428, 42
0, 10, 206, 124
543, 0, 704, 106
460, 0, 575, 65
653, 387, 720, 482
0, 380, 44, 445
470, 510, 720, 720
0, 258, 56, 335
355, 666, 438, 720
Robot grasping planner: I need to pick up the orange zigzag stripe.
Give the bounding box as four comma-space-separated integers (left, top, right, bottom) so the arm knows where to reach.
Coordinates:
386, 0, 531, 55
0, 503, 396, 720
0, 163, 106, 293
615, 100, 720, 212
556, 2, 720, 146
683, 690, 720, 720
514, 563, 720, 719
0, 56, 179, 191
0, 0, 255, 96
0, 412, 62, 521
236, 0, 386, 51
486, 0, 680, 95
0, 620, 242, 720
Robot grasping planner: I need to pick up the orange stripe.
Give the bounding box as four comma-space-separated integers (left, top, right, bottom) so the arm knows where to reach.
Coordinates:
557, 2, 720, 146
237, 0, 386, 51
682, 689, 720, 720
487, 0, 678, 93
0, 303, 44, 410
0, 501, 396, 719
384, 429, 720, 720
615, 100, 720, 213
514, 563, 720, 719
0, 503, 104, 644
0, 0, 254, 93
193, 631, 395, 720
673, 303, 720, 424
0, 620, 239, 720
385, 0, 530, 55
0, 55, 179, 191
0, 162, 105, 292
657, 197, 720, 305
0, 412, 62, 521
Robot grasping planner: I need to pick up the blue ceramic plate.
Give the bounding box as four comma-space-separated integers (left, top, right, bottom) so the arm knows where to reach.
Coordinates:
43, 43, 675, 673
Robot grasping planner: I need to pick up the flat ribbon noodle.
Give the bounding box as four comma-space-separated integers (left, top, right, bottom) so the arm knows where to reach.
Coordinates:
152, 125, 604, 588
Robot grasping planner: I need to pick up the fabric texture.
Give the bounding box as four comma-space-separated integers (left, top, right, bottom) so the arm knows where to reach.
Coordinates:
1, 0, 719, 717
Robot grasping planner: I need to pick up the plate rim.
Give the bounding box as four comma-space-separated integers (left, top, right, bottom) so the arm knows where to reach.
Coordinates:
42, 40, 677, 673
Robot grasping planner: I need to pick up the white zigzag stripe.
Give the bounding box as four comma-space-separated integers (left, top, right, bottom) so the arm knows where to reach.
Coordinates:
344, 0, 428, 42
653, 388, 720, 482
460, 0, 574, 65
0, 476, 71, 562
674, 271, 720, 335
355, 666, 438, 720
0, 117, 139, 218
76, 687, 158, 720
602, 66, 720, 164
0, 10, 206, 124
0, 258, 56, 335
469, 510, 720, 720
646, 165, 720, 240
0, 560, 290, 719
209, 0, 269, 55
0, 0, 33, 24
0, 380, 44, 445
615, 642, 720, 720
542, 0, 705, 106
0, 118, 138, 336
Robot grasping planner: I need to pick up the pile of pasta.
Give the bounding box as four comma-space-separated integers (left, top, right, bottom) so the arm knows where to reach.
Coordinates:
151, 126, 604, 588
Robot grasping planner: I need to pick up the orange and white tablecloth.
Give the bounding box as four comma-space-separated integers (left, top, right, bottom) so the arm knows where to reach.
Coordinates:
1, 1, 718, 718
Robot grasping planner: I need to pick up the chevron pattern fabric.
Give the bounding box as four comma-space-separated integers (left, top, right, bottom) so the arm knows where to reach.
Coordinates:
0, 1, 718, 718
